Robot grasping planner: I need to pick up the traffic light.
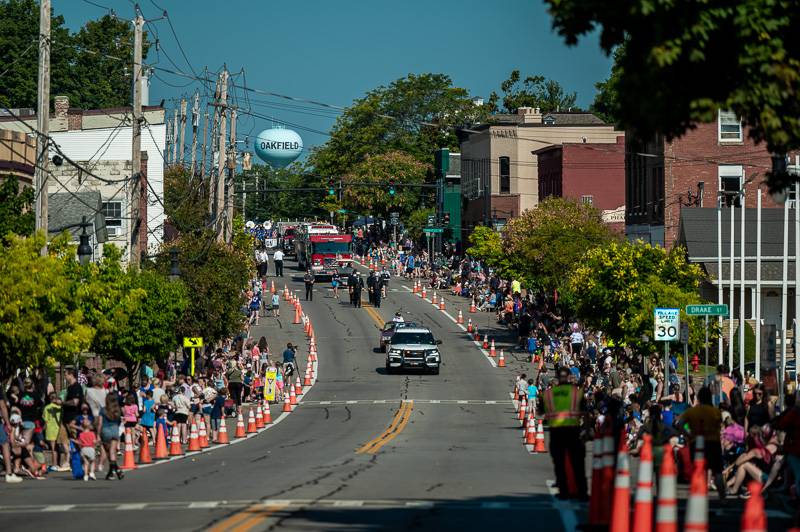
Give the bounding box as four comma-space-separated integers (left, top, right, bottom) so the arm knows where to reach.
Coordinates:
328, 178, 335, 196
388, 178, 396, 196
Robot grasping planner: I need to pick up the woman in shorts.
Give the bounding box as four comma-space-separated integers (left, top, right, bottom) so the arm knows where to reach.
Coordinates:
97, 394, 123, 480
331, 270, 341, 299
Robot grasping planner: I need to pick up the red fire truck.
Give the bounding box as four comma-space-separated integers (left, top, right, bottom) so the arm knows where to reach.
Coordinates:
295, 224, 353, 277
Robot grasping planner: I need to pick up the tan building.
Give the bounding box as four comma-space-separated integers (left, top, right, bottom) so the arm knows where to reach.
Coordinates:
458, 107, 621, 237
0, 128, 36, 188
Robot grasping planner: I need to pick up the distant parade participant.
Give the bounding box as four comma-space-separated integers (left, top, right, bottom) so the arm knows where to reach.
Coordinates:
367, 271, 377, 305
303, 270, 315, 301
273, 248, 284, 277
351, 272, 364, 308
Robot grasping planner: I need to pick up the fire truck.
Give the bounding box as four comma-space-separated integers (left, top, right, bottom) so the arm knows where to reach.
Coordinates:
295, 224, 353, 277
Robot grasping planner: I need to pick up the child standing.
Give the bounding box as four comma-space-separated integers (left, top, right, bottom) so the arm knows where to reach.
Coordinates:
140, 390, 156, 443
42, 393, 62, 471
78, 417, 97, 481
271, 291, 280, 317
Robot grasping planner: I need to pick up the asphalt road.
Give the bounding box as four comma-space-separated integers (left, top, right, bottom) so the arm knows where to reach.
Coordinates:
0, 260, 568, 532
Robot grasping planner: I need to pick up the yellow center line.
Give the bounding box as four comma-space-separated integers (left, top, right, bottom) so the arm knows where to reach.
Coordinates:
363, 304, 384, 328
355, 401, 414, 454
209, 503, 287, 532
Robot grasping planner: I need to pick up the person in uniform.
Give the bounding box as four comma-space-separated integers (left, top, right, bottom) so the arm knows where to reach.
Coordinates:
352, 272, 364, 308
542, 366, 588, 500
303, 270, 315, 301
367, 271, 377, 305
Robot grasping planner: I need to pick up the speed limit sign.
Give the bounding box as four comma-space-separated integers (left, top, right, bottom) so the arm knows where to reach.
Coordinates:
654, 308, 680, 342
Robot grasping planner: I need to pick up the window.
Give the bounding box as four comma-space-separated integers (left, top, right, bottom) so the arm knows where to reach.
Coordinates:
718, 165, 743, 207
102, 201, 122, 237
581, 195, 593, 205
499, 156, 510, 193
718, 110, 742, 142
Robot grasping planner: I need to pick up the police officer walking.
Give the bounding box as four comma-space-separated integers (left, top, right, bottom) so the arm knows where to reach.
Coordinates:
542, 366, 588, 500
352, 272, 364, 308
367, 271, 377, 305
303, 270, 315, 301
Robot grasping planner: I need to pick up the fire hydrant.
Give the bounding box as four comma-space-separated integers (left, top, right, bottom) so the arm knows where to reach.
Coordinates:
691, 353, 700, 372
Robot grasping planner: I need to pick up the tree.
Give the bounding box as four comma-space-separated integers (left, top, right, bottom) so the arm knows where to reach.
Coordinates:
405, 207, 435, 242
310, 73, 487, 177
240, 163, 319, 222
589, 46, 623, 125
503, 197, 616, 292
568, 240, 708, 351
342, 151, 429, 217
164, 165, 208, 235
545, 0, 800, 191
0, 175, 34, 237
0, 232, 93, 379
0, 2, 148, 109
466, 225, 522, 279
488, 70, 578, 114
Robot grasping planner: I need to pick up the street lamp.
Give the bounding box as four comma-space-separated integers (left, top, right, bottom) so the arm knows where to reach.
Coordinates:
168, 247, 181, 282
77, 216, 92, 266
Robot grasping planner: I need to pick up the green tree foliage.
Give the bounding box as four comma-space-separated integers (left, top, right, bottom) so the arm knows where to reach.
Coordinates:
733, 322, 757, 365
466, 225, 523, 279
310, 73, 486, 177
568, 240, 708, 350
0, 1, 148, 109
164, 165, 208, 235
488, 70, 578, 114
0, 232, 93, 378
405, 207, 435, 242
240, 163, 319, 222
342, 151, 429, 217
0, 175, 34, 237
503, 197, 616, 292
589, 46, 623, 125
545, 0, 800, 189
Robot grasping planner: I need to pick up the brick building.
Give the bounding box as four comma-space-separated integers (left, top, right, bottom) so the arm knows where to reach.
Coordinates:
534, 135, 625, 231
626, 111, 783, 248
457, 107, 622, 238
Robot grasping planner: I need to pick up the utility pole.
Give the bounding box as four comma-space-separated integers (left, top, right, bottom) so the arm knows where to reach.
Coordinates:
190, 92, 199, 176
215, 69, 229, 242
165, 116, 172, 165
200, 109, 208, 180
178, 97, 187, 165
225, 109, 237, 242
34, 0, 50, 254
208, 78, 220, 218
129, 12, 144, 266
171, 108, 179, 165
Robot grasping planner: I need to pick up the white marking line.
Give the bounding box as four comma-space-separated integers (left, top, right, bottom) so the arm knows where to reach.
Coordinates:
332, 500, 364, 507
116, 503, 147, 511
42, 505, 74, 512
318, 401, 331, 405
188, 502, 219, 509
429, 400, 440, 404
547, 481, 579, 532
401, 285, 496, 368
457, 400, 468, 404
405, 501, 435, 509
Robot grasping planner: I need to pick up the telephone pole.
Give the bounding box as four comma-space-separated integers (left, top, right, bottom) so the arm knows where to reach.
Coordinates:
171, 108, 178, 165
178, 97, 187, 165
34, 0, 50, 254
208, 78, 221, 218
190, 92, 199, 176
200, 109, 208, 179
215, 69, 229, 242
129, 12, 144, 266
225, 109, 237, 242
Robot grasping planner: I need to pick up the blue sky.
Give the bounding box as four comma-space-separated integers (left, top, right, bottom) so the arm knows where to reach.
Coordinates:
63, 0, 612, 151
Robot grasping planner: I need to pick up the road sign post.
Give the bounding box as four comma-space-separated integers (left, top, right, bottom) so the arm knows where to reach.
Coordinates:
183, 337, 204, 377
655, 308, 680, 385
681, 321, 690, 394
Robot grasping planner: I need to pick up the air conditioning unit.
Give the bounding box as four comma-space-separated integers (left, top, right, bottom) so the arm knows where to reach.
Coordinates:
106, 227, 119, 237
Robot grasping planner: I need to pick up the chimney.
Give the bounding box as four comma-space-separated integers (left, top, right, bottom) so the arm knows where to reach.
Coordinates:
517, 106, 542, 125
54, 95, 69, 118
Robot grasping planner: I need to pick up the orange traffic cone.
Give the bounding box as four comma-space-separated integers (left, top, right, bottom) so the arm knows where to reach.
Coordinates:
234, 412, 246, 438
217, 417, 230, 444
283, 392, 292, 412
525, 417, 537, 445
632, 434, 654, 532
246, 410, 257, 433
439, 298, 445, 311
490, 340, 496, 357
138, 427, 153, 464
609, 435, 631, 532
262, 403, 272, 424
421, 286, 427, 298
412, 280, 417, 294
467, 318, 473, 333
289, 383, 298, 406
120, 428, 137, 470
293, 306, 301, 324
198, 416, 209, 448
482, 335, 489, 349
469, 300, 477, 313
498, 349, 506, 367
656, 444, 677, 532
518, 397, 527, 422
255, 404, 264, 428
154, 423, 169, 459
473, 328, 480, 341
740, 481, 766, 532
169, 424, 183, 456
588, 428, 606, 526
534, 419, 546, 453
295, 376, 303, 396
187, 418, 201, 451
431, 291, 437, 305
270, 280, 276, 294
685, 436, 708, 532
600, 428, 616, 523
304, 365, 312, 386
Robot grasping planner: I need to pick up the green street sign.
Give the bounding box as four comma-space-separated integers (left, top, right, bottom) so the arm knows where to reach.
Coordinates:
336, 209, 347, 213
686, 304, 729, 317
423, 227, 443, 234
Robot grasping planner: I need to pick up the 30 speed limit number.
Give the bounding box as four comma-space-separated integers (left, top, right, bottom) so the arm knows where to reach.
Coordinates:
654, 308, 680, 341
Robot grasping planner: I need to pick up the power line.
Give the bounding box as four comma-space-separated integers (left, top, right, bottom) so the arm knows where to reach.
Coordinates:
0, 40, 37, 79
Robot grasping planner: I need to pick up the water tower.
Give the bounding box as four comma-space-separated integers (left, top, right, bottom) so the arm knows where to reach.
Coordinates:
253, 127, 303, 168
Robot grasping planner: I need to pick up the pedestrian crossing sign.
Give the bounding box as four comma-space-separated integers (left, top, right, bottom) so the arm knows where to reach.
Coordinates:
183, 337, 203, 348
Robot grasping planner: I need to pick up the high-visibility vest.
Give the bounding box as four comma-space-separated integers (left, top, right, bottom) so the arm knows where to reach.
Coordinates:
542, 384, 583, 428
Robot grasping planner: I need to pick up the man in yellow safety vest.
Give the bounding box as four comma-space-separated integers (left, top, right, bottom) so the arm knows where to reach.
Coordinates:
542, 366, 588, 500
